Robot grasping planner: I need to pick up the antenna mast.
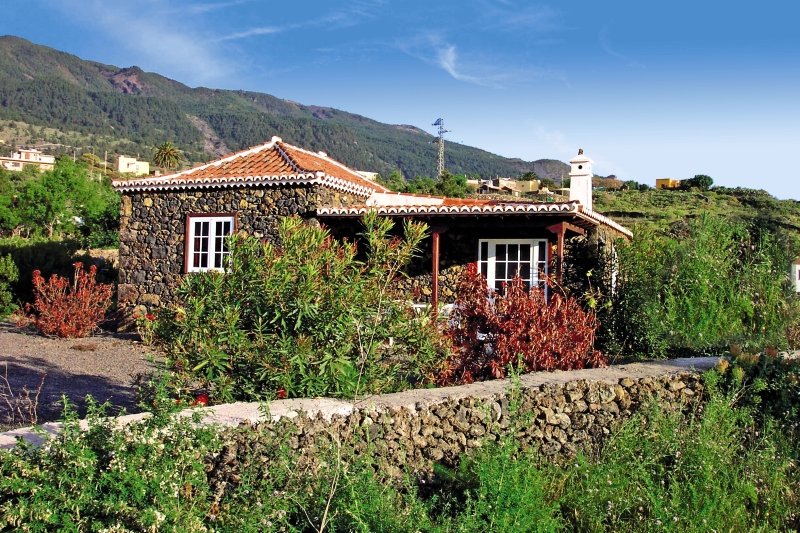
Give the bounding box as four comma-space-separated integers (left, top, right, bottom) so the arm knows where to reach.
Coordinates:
432, 118, 449, 178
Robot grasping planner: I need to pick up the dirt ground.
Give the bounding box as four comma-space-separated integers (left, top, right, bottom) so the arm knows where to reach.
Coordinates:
0, 321, 162, 426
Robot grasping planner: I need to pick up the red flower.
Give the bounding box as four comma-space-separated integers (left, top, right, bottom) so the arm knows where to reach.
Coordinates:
145, 313, 156, 321
276, 388, 287, 399
192, 392, 209, 406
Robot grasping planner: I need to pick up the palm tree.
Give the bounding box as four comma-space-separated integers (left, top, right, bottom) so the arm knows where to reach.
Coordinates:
153, 141, 183, 171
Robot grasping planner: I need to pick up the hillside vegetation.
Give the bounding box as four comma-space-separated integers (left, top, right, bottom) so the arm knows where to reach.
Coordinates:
595, 186, 800, 237
590, 186, 800, 357
0, 36, 567, 181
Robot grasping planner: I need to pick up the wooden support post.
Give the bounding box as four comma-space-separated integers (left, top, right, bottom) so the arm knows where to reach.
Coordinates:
556, 228, 565, 283
431, 230, 440, 315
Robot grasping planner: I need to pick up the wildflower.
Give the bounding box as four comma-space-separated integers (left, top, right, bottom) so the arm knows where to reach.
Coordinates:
191, 392, 209, 406
277, 388, 287, 399
145, 313, 156, 321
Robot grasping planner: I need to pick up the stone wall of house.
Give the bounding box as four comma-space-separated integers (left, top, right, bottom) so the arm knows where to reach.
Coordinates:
118, 184, 369, 316
395, 229, 476, 304
119, 185, 320, 313
562, 226, 619, 300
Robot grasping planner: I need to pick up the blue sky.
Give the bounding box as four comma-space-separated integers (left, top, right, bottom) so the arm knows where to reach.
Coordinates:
2, 0, 799, 199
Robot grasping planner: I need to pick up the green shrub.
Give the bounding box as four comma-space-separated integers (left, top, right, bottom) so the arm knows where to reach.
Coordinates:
605, 215, 798, 357
0, 398, 220, 530
556, 390, 798, 532
155, 213, 449, 403
714, 352, 800, 438
0, 253, 18, 316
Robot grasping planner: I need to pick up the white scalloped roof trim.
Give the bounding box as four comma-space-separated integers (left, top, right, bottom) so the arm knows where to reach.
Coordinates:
577, 206, 633, 238
317, 202, 580, 216
317, 201, 632, 238
112, 172, 376, 197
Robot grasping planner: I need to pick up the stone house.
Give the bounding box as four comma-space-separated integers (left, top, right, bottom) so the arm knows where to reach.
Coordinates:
112, 137, 631, 313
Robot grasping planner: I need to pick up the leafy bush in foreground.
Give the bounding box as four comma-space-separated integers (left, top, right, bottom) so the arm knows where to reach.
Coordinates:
0, 253, 18, 316
443, 264, 605, 385
26, 262, 112, 338
2, 374, 797, 531
0, 399, 219, 531
714, 351, 800, 439
155, 214, 449, 403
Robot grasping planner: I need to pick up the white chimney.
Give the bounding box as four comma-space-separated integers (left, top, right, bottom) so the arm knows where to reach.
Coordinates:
569, 148, 593, 211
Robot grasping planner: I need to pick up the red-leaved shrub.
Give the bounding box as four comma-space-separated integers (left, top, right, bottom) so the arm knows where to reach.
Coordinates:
28, 262, 113, 338
441, 264, 606, 385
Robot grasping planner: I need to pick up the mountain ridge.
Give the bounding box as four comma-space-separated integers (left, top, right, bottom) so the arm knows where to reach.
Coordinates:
0, 35, 569, 181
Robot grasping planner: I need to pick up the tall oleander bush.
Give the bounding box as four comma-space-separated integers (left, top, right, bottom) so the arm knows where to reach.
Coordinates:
155, 213, 449, 402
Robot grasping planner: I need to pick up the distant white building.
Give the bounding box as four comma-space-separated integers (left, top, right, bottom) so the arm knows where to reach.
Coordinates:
117, 155, 150, 176
355, 170, 379, 182
0, 148, 55, 172
792, 258, 800, 293
472, 177, 540, 197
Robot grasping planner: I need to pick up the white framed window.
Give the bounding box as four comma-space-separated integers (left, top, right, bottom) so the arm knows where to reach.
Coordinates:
185, 214, 235, 273
478, 239, 548, 292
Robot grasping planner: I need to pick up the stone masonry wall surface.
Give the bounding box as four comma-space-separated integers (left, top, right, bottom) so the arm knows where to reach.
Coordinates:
118, 184, 369, 312
1, 358, 717, 478
118, 184, 366, 312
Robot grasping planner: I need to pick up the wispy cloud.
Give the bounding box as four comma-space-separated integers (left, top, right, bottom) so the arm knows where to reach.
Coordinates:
599, 25, 645, 69
177, 0, 253, 15
216, 0, 386, 42
400, 32, 564, 89
41, 0, 234, 86
398, 33, 508, 87
216, 25, 283, 42
436, 44, 489, 86
476, 0, 561, 32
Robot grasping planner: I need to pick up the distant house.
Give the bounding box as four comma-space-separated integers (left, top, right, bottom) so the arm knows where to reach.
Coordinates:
474, 178, 540, 197
112, 138, 631, 313
792, 258, 800, 293
655, 178, 681, 190
0, 148, 55, 172
116, 155, 150, 176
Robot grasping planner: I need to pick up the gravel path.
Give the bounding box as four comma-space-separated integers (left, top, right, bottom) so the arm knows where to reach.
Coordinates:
0, 321, 162, 426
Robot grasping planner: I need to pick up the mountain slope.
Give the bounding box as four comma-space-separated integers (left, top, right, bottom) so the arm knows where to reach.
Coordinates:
0, 35, 567, 180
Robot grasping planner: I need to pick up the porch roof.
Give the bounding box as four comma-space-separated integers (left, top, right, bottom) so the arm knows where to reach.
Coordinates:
317, 194, 633, 238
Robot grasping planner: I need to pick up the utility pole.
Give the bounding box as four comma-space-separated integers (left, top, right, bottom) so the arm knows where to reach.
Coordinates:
432, 118, 449, 178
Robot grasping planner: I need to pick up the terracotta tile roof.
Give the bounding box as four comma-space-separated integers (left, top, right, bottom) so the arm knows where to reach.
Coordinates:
112, 137, 387, 196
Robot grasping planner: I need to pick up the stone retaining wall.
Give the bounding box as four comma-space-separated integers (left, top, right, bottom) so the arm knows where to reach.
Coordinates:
207, 359, 711, 484
1, 358, 717, 482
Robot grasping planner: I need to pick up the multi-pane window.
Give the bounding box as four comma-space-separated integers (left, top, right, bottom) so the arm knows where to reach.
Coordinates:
478, 239, 548, 292
186, 215, 234, 272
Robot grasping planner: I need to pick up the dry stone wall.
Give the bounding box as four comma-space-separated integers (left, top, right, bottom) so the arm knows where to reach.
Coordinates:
0, 359, 716, 488
207, 358, 713, 483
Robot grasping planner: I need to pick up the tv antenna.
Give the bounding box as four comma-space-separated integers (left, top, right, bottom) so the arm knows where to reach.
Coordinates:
432, 118, 449, 178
